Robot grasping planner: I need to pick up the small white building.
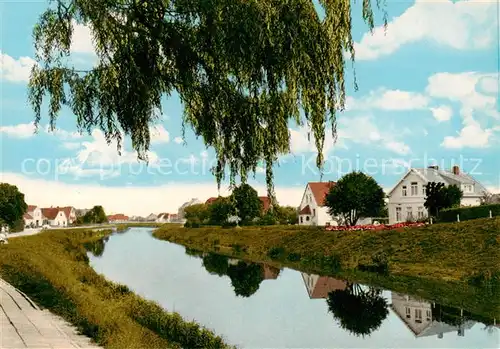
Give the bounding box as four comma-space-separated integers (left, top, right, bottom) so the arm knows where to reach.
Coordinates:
156, 213, 172, 223
40, 207, 76, 227
298, 182, 337, 226
298, 181, 372, 226
387, 166, 487, 224
24, 205, 45, 227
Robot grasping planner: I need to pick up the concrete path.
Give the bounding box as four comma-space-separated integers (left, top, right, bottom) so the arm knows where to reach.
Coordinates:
0, 278, 101, 348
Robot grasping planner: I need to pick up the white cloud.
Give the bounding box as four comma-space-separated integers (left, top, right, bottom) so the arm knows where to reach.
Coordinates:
45, 126, 84, 140
174, 137, 183, 144
62, 142, 82, 150
355, 0, 496, 60
289, 125, 340, 155
430, 105, 453, 122
348, 89, 429, 111
71, 21, 95, 55
0, 51, 36, 82
441, 118, 494, 149
0, 172, 303, 216
385, 141, 411, 155
0, 122, 37, 138
150, 125, 170, 144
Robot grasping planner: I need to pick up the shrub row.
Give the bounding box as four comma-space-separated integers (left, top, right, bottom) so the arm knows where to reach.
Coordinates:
438, 204, 500, 223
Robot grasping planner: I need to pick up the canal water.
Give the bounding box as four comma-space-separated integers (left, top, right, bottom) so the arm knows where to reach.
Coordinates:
88, 228, 499, 348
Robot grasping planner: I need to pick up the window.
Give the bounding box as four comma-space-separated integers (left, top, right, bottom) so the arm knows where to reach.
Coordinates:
422, 185, 426, 196
405, 307, 411, 319
313, 209, 316, 216
406, 207, 413, 221
417, 207, 424, 219
300, 217, 303, 223
426, 310, 431, 321
306, 216, 310, 221
396, 207, 402, 222
411, 182, 418, 196
402, 185, 408, 197
462, 184, 474, 193
415, 309, 422, 323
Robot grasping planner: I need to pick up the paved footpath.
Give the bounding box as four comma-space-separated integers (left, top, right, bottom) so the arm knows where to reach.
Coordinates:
0, 278, 102, 348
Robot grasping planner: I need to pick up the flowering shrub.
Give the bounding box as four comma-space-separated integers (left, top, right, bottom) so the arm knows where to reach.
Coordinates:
325, 221, 426, 232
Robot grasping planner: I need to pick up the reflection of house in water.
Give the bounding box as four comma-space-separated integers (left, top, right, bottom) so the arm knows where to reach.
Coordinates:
390, 292, 476, 338
228, 258, 280, 280
301, 273, 347, 299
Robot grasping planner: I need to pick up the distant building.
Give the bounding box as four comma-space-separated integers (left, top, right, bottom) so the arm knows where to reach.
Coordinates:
298, 182, 336, 226
156, 213, 177, 223
107, 214, 129, 223
301, 273, 347, 299
387, 166, 488, 224
40, 206, 76, 226
24, 205, 44, 227
178, 198, 202, 223
145, 213, 158, 222
390, 292, 476, 338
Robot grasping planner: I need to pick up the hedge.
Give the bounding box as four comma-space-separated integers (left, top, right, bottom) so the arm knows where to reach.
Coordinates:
439, 204, 500, 223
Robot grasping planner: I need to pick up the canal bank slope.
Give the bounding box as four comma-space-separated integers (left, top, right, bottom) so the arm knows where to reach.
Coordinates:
0, 228, 231, 349
153, 218, 500, 285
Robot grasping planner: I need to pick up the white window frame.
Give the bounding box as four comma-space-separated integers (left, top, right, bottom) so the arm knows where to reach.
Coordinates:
406, 206, 413, 220
402, 185, 408, 197
417, 207, 424, 219
415, 309, 422, 323
422, 185, 426, 196
405, 307, 411, 319
396, 207, 402, 221
411, 182, 418, 196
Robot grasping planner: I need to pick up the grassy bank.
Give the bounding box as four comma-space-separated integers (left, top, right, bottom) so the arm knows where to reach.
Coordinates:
154, 218, 500, 319
0, 228, 231, 349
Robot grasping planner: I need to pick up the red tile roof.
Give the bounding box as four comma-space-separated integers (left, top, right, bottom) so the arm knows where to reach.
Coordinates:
27, 205, 37, 212
308, 182, 335, 207
259, 196, 271, 211
310, 277, 347, 299
205, 197, 218, 205
23, 213, 33, 219
262, 265, 280, 280
107, 214, 129, 221
41, 208, 60, 220
299, 205, 312, 215
60, 207, 74, 219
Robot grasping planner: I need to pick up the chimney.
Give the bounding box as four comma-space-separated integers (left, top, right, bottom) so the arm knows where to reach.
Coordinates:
452, 165, 460, 175
428, 165, 439, 170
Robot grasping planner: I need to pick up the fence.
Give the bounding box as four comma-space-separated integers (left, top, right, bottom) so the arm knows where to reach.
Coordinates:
438, 204, 500, 223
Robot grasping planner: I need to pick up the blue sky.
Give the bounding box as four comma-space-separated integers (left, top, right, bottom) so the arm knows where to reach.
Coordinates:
1, 0, 499, 215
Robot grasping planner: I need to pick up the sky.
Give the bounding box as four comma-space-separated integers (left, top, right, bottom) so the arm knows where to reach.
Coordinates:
1, 0, 499, 216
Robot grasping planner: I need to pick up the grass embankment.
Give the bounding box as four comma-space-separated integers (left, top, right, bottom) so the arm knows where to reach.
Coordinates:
154, 218, 500, 319
0, 228, 231, 349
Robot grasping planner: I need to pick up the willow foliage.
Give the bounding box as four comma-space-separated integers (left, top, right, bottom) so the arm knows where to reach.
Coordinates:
29, 0, 385, 196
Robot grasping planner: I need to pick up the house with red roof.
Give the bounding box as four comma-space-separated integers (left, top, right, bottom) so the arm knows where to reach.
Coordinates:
298, 181, 337, 226
24, 205, 45, 227
301, 273, 347, 299
40, 206, 76, 226
107, 214, 129, 223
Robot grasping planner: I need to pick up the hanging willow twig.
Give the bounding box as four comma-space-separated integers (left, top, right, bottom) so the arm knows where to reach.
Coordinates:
28, 0, 387, 196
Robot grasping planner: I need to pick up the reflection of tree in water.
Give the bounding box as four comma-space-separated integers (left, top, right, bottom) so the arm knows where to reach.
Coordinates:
227, 261, 264, 297
84, 236, 109, 257
202, 253, 229, 276
185, 247, 205, 258
326, 283, 389, 337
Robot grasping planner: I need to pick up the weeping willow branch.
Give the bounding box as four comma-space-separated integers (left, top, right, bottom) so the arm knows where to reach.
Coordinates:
28, 0, 386, 195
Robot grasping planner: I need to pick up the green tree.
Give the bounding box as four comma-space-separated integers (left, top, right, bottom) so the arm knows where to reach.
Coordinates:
325, 172, 385, 226
326, 284, 389, 337
0, 183, 28, 231
424, 182, 463, 217
184, 203, 209, 226
202, 254, 229, 277
231, 184, 263, 225
274, 205, 299, 225
208, 197, 234, 225
79, 205, 108, 224
28, 0, 385, 195
227, 261, 264, 297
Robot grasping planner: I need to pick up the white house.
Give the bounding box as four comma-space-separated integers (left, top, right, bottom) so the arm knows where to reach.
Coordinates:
24, 205, 45, 227
387, 166, 488, 224
298, 182, 372, 226
156, 213, 172, 223
40, 206, 76, 226
298, 182, 336, 226
390, 292, 476, 338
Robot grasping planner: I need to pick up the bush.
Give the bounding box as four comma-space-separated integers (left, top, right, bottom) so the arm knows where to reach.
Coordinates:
287, 252, 302, 262
438, 204, 500, 223
267, 246, 286, 260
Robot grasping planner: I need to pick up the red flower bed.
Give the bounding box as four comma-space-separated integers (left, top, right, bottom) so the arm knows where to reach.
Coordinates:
325, 221, 426, 231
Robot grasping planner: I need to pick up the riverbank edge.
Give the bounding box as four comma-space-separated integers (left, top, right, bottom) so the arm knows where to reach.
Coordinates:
152, 220, 500, 320
0, 226, 232, 349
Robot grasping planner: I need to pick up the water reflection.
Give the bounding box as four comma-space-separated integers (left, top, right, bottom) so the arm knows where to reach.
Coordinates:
87, 229, 499, 348
83, 236, 109, 257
